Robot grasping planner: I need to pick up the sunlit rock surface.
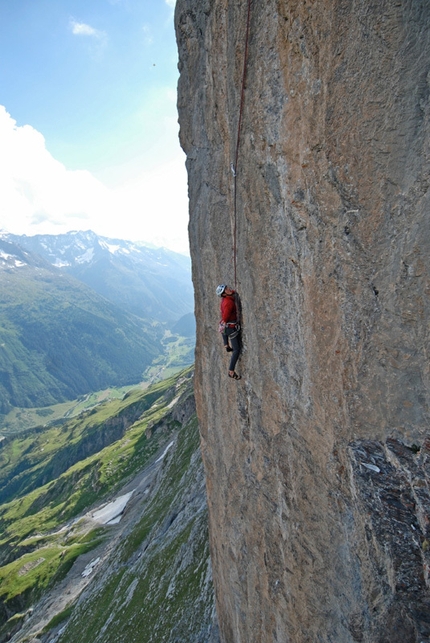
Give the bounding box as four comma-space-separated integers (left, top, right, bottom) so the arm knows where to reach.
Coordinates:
175, 1, 430, 641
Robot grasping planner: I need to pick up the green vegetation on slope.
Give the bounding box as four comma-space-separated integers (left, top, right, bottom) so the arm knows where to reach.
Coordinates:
0, 376, 177, 506
0, 322, 195, 438
0, 383, 145, 436
0, 259, 162, 413
0, 368, 196, 637
56, 379, 214, 643
8, 231, 194, 324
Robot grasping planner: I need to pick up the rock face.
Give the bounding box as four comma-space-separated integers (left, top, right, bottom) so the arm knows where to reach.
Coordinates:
175, 1, 430, 642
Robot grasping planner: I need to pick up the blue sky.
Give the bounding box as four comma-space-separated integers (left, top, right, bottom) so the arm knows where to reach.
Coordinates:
0, 0, 189, 254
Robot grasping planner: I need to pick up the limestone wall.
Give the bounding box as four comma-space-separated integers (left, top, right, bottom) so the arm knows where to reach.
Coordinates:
175, 1, 430, 641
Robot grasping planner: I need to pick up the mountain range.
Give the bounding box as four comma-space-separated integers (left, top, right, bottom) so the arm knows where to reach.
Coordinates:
4, 231, 193, 324
0, 232, 194, 415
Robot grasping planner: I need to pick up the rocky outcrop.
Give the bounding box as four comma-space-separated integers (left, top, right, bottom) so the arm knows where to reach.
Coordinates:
175, 1, 430, 641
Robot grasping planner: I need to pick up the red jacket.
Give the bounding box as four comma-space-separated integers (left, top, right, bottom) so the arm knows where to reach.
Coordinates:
221, 294, 238, 324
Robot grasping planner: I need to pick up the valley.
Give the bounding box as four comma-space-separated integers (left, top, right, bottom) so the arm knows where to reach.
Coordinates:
0, 231, 207, 643
1, 326, 194, 436
0, 231, 195, 419
0, 367, 216, 643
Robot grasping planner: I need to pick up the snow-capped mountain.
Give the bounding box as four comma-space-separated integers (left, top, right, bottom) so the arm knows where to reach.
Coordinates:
0, 237, 50, 271
3, 231, 193, 323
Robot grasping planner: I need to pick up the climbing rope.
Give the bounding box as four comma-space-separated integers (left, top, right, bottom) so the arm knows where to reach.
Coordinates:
231, 0, 252, 289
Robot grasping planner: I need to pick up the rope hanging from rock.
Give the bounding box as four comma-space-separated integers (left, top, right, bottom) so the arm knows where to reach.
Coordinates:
231, 0, 252, 290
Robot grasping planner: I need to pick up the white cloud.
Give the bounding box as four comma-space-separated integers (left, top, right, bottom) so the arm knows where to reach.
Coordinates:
111, 157, 189, 252
69, 19, 106, 39
0, 106, 189, 254
142, 24, 154, 46
165, 0, 176, 7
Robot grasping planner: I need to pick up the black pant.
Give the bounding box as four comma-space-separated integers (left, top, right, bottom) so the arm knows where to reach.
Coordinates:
223, 327, 241, 372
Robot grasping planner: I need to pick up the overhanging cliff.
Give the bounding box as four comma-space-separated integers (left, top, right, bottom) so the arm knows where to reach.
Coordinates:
175, 1, 430, 641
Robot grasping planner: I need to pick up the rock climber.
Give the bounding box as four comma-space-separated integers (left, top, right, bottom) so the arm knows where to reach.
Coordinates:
216, 284, 241, 380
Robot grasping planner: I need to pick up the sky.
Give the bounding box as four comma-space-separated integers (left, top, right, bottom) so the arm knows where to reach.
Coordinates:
0, 0, 190, 254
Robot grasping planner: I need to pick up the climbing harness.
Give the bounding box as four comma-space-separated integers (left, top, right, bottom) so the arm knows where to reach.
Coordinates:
231, 0, 252, 290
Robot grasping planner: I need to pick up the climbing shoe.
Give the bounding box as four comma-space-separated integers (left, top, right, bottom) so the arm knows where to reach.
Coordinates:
228, 372, 241, 380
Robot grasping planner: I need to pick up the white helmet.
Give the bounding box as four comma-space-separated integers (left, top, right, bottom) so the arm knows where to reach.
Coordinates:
216, 284, 227, 297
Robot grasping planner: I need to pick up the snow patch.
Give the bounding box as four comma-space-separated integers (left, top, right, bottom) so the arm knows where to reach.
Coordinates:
76, 248, 94, 264
155, 441, 174, 463
91, 491, 134, 524
100, 240, 122, 254
82, 557, 100, 578
0, 251, 26, 268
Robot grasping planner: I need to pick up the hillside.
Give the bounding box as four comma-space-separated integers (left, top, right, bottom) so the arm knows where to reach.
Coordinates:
5, 231, 193, 323
0, 368, 217, 643
0, 238, 162, 414
175, 1, 430, 642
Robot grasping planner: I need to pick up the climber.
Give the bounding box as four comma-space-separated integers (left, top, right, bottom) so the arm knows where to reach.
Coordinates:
216, 284, 242, 380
